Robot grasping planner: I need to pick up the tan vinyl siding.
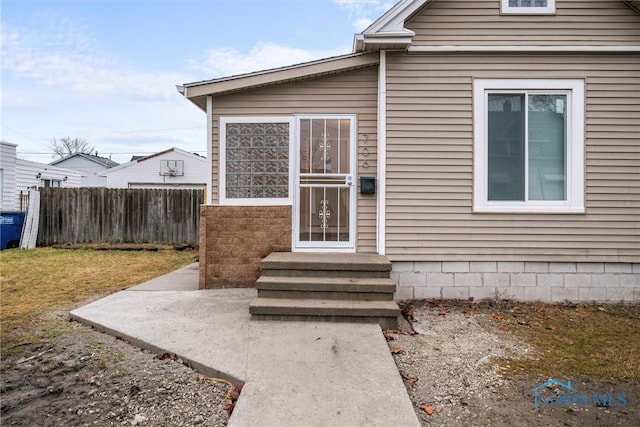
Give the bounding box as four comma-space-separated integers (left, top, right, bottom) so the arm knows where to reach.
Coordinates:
210, 66, 379, 253
385, 52, 640, 262
407, 0, 640, 46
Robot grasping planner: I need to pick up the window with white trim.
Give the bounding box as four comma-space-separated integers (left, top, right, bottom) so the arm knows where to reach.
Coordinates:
219, 116, 294, 206
501, 0, 555, 14
473, 79, 584, 213
41, 178, 62, 188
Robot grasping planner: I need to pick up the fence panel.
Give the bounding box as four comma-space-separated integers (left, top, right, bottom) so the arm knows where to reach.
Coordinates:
37, 188, 203, 246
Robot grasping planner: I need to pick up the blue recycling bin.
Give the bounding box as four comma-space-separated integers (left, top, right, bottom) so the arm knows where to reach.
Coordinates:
0, 211, 26, 250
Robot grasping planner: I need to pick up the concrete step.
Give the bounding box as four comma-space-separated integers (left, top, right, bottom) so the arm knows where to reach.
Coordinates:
256, 276, 395, 301
262, 252, 391, 278
249, 298, 400, 329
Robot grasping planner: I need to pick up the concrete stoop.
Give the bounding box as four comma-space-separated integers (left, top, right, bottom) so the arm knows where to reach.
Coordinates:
249, 252, 400, 329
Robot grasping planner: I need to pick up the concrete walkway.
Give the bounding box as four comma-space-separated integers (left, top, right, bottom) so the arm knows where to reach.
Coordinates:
70, 263, 420, 427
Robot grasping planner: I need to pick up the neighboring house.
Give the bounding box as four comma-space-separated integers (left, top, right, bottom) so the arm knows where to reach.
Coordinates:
180, 0, 640, 302
15, 159, 83, 194
1, 141, 18, 210
50, 153, 119, 187
2, 141, 83, 210
100, 147, 207, 189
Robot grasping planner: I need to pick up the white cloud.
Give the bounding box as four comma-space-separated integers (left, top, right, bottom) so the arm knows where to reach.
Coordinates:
0, 20, 189, 100
333, 0, 396, 31
191, 42, 350, 78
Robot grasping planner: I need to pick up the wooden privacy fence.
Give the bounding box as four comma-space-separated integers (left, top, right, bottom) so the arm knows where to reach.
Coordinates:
38, 188, 203, 246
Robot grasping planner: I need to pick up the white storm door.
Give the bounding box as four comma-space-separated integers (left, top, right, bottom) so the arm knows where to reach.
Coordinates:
294, 116, 356, 251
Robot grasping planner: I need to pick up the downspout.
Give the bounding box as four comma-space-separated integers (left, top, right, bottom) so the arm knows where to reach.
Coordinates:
206, 96, 213, 204
376, 50, 387, 255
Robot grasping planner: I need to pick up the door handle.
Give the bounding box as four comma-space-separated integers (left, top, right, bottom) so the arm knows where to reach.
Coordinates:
345, 175, 354, 186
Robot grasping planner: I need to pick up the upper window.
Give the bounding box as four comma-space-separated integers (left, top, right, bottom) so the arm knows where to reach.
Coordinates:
219, 116, 294, 205
473, 79, 584, 213
501, 0, 555, 14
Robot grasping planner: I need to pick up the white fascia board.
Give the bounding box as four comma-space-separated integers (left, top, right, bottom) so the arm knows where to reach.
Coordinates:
364, 0, 430, 34
409, 45, 640, 53
355, 31, 416, 52
354, 0, 427, 52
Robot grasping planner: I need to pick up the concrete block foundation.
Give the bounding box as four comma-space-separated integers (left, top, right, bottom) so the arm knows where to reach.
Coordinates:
393, 261, 640, 303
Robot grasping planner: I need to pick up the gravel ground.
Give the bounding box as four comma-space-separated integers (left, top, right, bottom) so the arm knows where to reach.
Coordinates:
2, 303, 638, 426
391, 300, 639, 427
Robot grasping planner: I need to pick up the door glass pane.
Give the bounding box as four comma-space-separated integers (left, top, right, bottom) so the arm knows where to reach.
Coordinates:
487, 94, 525, 201
298, 186, 350, 243
299, 119, 350, 175
528, 94, 567, 201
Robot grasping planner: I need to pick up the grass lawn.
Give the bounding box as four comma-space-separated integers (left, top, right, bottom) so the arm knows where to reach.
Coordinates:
1, 247, 197, 357
485, 301, 640, 381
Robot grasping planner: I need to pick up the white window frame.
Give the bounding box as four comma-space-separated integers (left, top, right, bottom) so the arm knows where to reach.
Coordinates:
219, 116, 295, 206
473, 79, 584, 214
40, 178, 62, 188
501, 0, 555, 15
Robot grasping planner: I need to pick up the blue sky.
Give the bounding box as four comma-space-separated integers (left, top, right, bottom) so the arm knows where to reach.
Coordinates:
1, 0, 393, 164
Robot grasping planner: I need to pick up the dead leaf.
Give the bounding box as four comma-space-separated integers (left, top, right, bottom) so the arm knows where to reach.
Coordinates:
400, 371, 418, 388
383, 331, 396, 341
229, 384, 243, 401
463, 309, 472, 317
390, 346, 405, 355
401, 306, 415, 322
157, 352, 177, 361
491, 313, 506, 322
546, 325, 557, 332
224, 402, 236, 415
420, 404, 435, 415
438, 310, 448, 316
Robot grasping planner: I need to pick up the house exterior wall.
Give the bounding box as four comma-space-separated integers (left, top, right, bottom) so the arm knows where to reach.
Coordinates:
199, 205, 291, 288
104, 151, 208, 189
188, 0, 640, 301
407, 0, 640, 46
0, 142, 17, 210
52, 156, 110, 187
14, 159, 82, 204
384, 0, 640, 301
210, 66, 380, 253
384, 51, 640, 263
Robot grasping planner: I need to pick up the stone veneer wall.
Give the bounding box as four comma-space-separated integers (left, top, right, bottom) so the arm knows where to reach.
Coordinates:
199, 205, 292, 289
392, 261, 640, 302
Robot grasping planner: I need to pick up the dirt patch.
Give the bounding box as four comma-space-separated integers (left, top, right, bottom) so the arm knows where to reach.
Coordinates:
2, 300, 638, 426
391, 301, 639, 426
50, 243, 196, 252
1, 318, 233, 427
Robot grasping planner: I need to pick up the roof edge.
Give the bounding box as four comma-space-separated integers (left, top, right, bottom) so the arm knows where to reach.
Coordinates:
181, 51, 380, 102
354, 0, 431, 52
100, 148, 206, 176
182, 51, 376, 90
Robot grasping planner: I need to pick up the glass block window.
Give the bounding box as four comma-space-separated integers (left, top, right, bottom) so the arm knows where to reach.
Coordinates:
220, 117, 293, 205
502, 0, 555, 14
